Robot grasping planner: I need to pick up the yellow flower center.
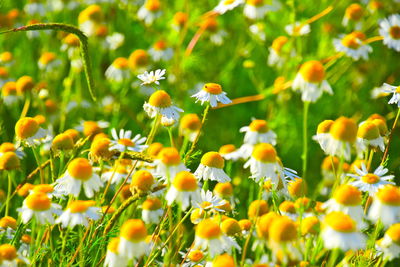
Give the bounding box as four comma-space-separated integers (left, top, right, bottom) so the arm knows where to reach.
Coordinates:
67, 158, 93, 181
149, 90, 172, 108
173, 12, 188, 26
279, 201, 296, 213
68, 200, 95, 213
362, 173, 380, 184
200, 17, 218, 32
325, 211, 356, 232
0, 151, 20, 171
2, 81, 17, 96
83, 121, 102, 137
221, 218, 241, 236
341, 34, 360, 49
113, 57, 129, 69
376, 185, 400, 205
52, 133, 74, 151
173, 171, 198, 191
212, 254, 235, 267
196, 219, 221, 239
239, 219, 252, 231
63, 33, 80, 46
107, 237, 120, 253
129, 49, 149, 68
272, 36, 288, 53
269, 217, 297, 242
257, 212, 279, 239
180, 114, 202, 131
345, 4, 363, 21
224, 0, 235, 4
153, 40, 167, 51
131, 170, 154, 192
158, 147, 181, 165
0, 51, 12, 62
247, 0, 264, 7
145, 0, 161, 12
200, 151, 225, 169
0, 216, 17, 229
64, 129, 80, 143
16, 75, 34, 94
386, 223, 400, 245
39, 52, 56, 65
301, 216, 320, 235
390, 26, 400, 39
0, 244, 17, 261
15, 117, 39, 139
288, 178, 307, 198
188, 250, 204, 262
299, 60, 325, 83
142, 198, 162, 210
214, 182, 233, 197
120, 219, 147, 242
33, 184, 54, 194
203, 83, 223, 94
248, 199, 269, 218
370, 119, 388, 136
219, 144, 236, 155
118, 138, 135, 147
333, 184, 362, 206
25, 192, 51, 211
90, 138, 113, 159
357, 122, 380, 140
329, 117, 358, 143
251, 143, 277, 163
249, 119, 269, 133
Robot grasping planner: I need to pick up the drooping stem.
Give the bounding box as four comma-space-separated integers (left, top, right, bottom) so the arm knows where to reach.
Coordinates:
302, 101, 310, 180
381, 108, 400, 165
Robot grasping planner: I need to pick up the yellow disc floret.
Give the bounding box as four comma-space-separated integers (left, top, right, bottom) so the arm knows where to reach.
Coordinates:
15, 117, 39, 139
269, 216, 297, 242
196, 219, 221, 239
299, 60, 325, 83
158, 147, 181, 165
67, 158, 93, 181
131, 170, 155, 192
120, 219, 147, 242
333, 184, 362, 206
200, 152, 225, 169
376, 185, 400, 206
325, 211, 356, 232
330, 117, 358, 143
252, 143, 277, 163
203, 83, 222, 95
149, 90, 172, 108
25, 192, 51, 211
173, 171, 198, 191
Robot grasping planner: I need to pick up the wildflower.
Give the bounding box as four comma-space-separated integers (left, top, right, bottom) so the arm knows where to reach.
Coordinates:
193, 219, 240, 258
15, 117, 50, 146
89, 137, 114, 162
268, 36, 290, 67
379, 14, 400, 52
248, 199, 269, 218
240, 119, 277, 145
118, 219, 149, 260
325, 117, 358, 160
148, 40, 173, 62
54, 158, 103, 198
301, 216, 320, 236
322, 211, 366, 251
191, 83, 232, 108
179, 114, 202, 142
349, 163, 394, 195
195, 152, 231, 183
172, 12, 188, 31
166, 171, 200, 210
343, 3, 364, 27
142, 197, 164, 224
376, 223, 400, 260
155, 147, 188, 182
105, 57, 131, 83
214, 182, 233, 201
78, 5, 103, 36
2, 81, 18, 105
256, 211, 280, 240
249, 23, 266, 41
110, 128, 147, 153
56, 200, 101, 228
0, 152, 20, 171
52, 133, 74, 152
333, 31, 372, 60
323, 184, 365, 227
61, 33, 80, 59
130, 170, 155, 193
128, 49, 149, 72
38, 52, 61, 72
77, 120, 109, 138
382, 83, 400, 107
18, 192, 61, 224
209, 253, 235, 266
104, 237, 127, 267
292, 60, 333, 103
105, 32, 125, 50
285, 22, 311, 36
196, 190, 227, 213
288, 178, 307, 198
243, 0, 281, 20
368, 185, 400, 227
244, 143, 284, 185
0, 244, 19, 266
143, 90, 183, 121
199, 17, 227, 46
137, 69, 166, 86
214, 0, 244, 15
371, 84, 391, 99
279, 201, 297, 220
218, 144, 241, 161
101, 165, 130, 185
0, 51, 14, 66
137, 0, 162, 26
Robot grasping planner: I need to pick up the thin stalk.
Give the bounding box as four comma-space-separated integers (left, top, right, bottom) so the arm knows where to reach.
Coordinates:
302, 101, 310, 180
5, 171, 13, 216
381, 108, 400, 165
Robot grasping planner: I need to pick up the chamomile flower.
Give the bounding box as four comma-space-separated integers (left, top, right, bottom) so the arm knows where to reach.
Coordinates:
128, 49, 149, 72
110, 128, 147, 153
292, 60, 333, 103
180, 249, 205, 267
313, 120, 334, 152
196, 190, 227, 213
15, 117, 51, 147
76, 120, 109, 138
137, 69, 166, 86
154, 147, 188, 182
0, 244, 20, 267
165, 171, 200, 210
368, 185, 400, 227
382, 83, 400, 107
214, 0, 244, 15
179, 114, 202, 142
24, 1, 45, 16
325, 117, 358, 161
137, 0, 162, 26
56, 200, 101, 228
240, 119, 277, 145
141, 197, 164, 224
148, 40, 173, 62
376, 223, 400, 260
218, 144, 242, 161
342, 3, 364, 28
323, 184, 365, 227
249, 23, 266, 41
349, 164, 394, 196
105, 32, 125, 51
195, 152, 231, 183
243, 0, 281, 20
322, 211, 366, 251
333, 31, 372, 60
143, 90, 183, 121
379, 14, 400, 52
0, 142, 25, 159
285, 22, 311, 36
38, 52, 62, 72
1, 81, 18, 106
199, 17, 228, 46
268, 36, 290, 68
193, 219, 240, 258
130, 170, 155, 194
105, 57, 131, 83
191, 83, 232, 108
118, 219, 149, 260
172, 12, 188, 31
18, 192, 61, 224
356, 121, 385, 155
78, 5, 103, 37
54, 158, 103, 198
244, 143, 284, 186
104, 237, 127, 267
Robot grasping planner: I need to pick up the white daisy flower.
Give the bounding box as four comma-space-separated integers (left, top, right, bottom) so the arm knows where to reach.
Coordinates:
191, 83, 232, 108
17, 192, 61, 225
101, 165, 130, 185
54, 158, 103, 198
118, 219, 150, 260
141, 197, 164, 224
104, 237, 128, 267
349, 164, 394, 195
292, 60, 333, 103
110, 128, 147, 153
105, 57, 131, 83
154, 147, 188, 182
15, 117, 51, 147
165, 171, 201, 210
137, 69, 166, 86
382, 83, 400, 107
105, 32, 125, 50
313, 120, 334, 152
0, 142, 25, 159
243, 0, 281, 20
38, 52, 62, 72
333, 32, 372, 60
143, 90, 183, 121
322, 212, 366, 251
355, 121, 385, 156
214, 0, 244, 15
137, 0, 162, 26
148, 40, 173, 61
368, 185, 400, 227
342, 3, 364, 28
371, 84, 390, 99
195, 190, 227, 213
379, 14, 400, 52
219, 144, 242, 161
194, 152, 231, 183
56, 200, 101, 228
240, 119, 277, 145
249, 23, 266, 41
376, 224, 400, 261
285, 22, 311, 36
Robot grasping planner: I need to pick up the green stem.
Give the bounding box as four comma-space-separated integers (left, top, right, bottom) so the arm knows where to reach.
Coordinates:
302, 101, 310, 180
32, 147, 44, 183
381, 108, 400, 165
146, 114, 161, 146
167, 127, 175, 147
5, 171, 13, 216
